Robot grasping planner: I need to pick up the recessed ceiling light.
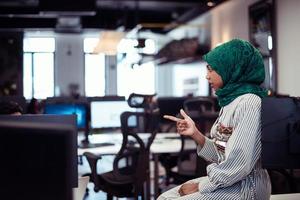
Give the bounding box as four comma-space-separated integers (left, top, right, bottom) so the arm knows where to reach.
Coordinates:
207, 1, 216, 7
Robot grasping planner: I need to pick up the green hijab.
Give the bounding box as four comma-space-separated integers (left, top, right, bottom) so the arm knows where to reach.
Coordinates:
203, 39, 267, 107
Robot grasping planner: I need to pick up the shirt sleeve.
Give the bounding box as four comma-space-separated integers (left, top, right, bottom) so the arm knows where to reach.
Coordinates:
197, 137, 219, 163
198, 96, 262, 193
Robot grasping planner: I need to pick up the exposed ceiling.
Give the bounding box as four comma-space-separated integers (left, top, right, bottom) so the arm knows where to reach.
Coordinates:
0, 0, 227, 33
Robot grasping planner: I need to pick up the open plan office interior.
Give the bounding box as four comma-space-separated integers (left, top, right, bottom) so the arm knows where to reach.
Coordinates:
0, 0, 300, 199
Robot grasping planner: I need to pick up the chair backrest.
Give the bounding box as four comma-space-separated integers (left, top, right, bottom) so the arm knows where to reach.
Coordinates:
183, 97, 218, 134
176, 97, 215, 178
127, 93, 157, 110
112, 111, 159, 192
183, 97, 215, 115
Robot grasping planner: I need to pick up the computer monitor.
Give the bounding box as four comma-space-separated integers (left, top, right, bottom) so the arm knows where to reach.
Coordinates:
157, 97, 189, 123
261, 96, 300, 169
90, 100, 135, 129
0, 114, 78, 187
44, 103, 87, 130
87, 95, 125, 102
0, 120, 76, 200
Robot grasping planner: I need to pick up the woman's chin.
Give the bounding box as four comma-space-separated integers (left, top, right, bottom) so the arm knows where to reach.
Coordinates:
212, 87, 220, 92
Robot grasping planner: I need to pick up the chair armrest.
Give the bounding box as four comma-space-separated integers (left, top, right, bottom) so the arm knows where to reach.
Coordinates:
84, 152, 102, 161
83, 152, 102, 192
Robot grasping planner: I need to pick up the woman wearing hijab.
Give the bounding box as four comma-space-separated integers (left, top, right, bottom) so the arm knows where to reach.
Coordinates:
158, 39, 271, 200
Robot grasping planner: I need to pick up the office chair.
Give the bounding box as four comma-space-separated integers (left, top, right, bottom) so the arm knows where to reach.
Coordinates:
183, 97, 218, 134
84, 111, 159, 200
267, 169, 295, 194
127, 93, 158, 111
159, 97, 218, 186
159, 135, 207, 187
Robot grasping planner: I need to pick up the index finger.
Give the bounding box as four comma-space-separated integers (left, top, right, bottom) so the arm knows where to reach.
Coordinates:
163, 115, 181, 122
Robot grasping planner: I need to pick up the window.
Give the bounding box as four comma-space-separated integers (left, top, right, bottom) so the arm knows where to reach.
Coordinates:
117, 39, 156, 97
23, 37, 55, 99
117, 62, 155, 97
84, 38, 105, 97
173, 62, 209, 96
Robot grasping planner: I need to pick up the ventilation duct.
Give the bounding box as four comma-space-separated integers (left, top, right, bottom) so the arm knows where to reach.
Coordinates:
55, 16, 82, 33
155, 37, 210, 65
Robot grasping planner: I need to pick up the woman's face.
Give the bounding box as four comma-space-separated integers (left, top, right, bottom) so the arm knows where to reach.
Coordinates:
206, 65, 223, 91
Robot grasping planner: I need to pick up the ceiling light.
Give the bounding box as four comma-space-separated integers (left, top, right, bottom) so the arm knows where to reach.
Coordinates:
93, 31, 125, 55
207, 1, 215, 7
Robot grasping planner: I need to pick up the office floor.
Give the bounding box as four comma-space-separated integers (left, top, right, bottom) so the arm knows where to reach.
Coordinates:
77, 131, 125, 199
78, 154, 166, 200
79, 155, 131, 200
78, 153, 172, 200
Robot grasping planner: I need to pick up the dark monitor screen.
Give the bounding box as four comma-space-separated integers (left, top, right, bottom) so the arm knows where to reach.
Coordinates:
44, 103, 87, 129
0, 120, 75, 200
0, 114, 78, 187
157, 97, 189, 123
261, 96, 300, 169
90, 100, 135, 129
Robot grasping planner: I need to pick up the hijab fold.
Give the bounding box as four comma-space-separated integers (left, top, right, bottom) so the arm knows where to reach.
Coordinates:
203, 39, 267, 107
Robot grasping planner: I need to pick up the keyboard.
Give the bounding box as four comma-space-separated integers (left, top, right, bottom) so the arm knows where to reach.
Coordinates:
78, 142, 115, 149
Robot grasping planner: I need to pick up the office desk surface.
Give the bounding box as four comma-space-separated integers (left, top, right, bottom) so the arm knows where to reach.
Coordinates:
270, 193, 300, 200
78, 133, 196, 155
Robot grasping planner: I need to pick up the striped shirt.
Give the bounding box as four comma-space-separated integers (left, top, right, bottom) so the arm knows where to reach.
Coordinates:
157, 94, 271, 200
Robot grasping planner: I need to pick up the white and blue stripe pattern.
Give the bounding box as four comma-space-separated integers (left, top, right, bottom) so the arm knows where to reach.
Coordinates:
157, 94, 271, 200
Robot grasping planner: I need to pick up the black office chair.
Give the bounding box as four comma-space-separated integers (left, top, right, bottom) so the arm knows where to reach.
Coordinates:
84, 111, 159, 200
159, 97, 218, 187
267, 169, 295, 194
159, 135, 207, 187
127, 93, 157, 109
183, 97, 217, 134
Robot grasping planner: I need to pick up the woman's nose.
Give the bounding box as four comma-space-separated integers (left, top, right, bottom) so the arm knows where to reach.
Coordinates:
206, 74, 209, 80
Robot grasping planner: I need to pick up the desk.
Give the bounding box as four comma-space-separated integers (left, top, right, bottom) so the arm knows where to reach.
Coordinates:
270, 193, 300, 200
78, 133, 196, 199
78, 134, 122, 156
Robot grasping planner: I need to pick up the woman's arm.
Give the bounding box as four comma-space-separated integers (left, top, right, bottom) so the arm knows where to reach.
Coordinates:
198, 96, 262, 193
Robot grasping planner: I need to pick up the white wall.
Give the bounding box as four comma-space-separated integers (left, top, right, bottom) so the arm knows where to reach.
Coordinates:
55, 34, 85, 96
276, 0, 300, 96
209, 0, 259, 48
208, 0, 300, 96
